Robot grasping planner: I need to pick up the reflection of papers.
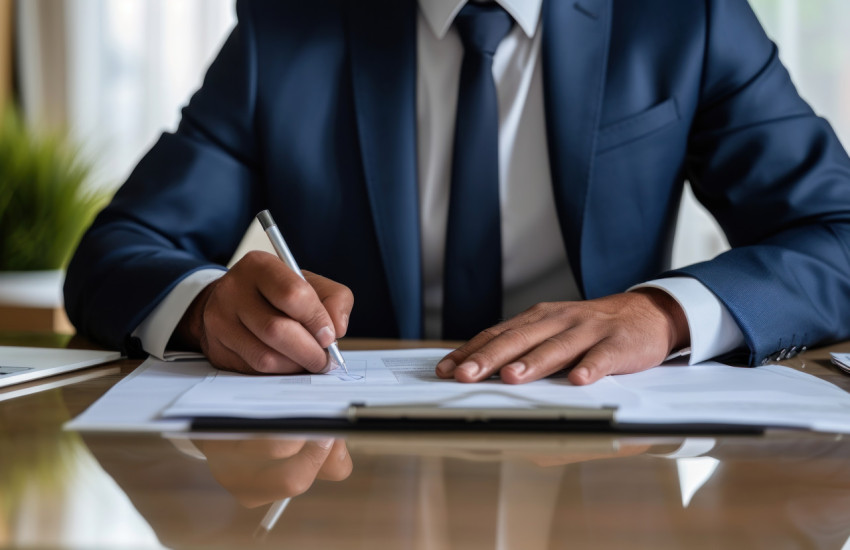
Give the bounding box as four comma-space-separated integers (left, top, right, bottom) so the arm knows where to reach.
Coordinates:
66, 349, 850, 434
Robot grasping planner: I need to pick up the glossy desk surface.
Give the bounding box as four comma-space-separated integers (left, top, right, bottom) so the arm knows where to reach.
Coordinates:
2, 337, 849, 549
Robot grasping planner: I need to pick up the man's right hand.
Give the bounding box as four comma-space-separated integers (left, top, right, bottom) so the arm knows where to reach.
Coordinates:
175, 251, 354, 375
194, 437, 353, 508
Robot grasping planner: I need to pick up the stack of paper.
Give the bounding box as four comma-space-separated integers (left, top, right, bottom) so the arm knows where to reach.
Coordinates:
66, 349, 850, 434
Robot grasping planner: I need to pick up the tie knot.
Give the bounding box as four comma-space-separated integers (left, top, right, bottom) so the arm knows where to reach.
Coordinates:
455, 3, 514, 57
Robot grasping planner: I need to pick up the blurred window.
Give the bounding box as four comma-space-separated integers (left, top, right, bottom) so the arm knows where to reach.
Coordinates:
17, 0, 235, 189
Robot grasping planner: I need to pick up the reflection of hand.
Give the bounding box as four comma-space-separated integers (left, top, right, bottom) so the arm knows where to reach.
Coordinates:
436, 289, 689, 385
176, 251, 354, 375
195, 438, 353, 508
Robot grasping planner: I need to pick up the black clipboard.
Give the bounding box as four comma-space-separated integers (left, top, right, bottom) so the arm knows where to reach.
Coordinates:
188, 403, 766, 434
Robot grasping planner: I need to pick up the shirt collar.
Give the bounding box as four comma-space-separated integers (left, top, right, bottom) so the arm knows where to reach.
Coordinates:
419, 0, 542, 39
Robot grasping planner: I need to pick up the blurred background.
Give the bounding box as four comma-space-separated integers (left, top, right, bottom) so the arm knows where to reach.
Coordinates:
0, 0, 849, 333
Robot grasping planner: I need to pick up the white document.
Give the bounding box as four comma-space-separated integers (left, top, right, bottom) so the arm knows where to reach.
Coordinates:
66, 349, 850, 434
610, 363, 850, 433
65, 359, 215, 432
162, 348, 638, 420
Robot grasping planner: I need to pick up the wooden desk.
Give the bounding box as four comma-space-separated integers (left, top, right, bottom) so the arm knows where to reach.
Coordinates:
2, 337, 850, 549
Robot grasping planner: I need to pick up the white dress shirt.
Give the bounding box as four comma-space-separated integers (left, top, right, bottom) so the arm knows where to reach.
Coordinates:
134, 0, 745, 363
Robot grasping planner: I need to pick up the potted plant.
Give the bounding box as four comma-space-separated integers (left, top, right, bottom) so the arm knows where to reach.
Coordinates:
0, 106, 110, 331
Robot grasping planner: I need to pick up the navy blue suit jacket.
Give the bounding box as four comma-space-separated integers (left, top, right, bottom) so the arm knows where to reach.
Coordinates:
65, 0, 850, 364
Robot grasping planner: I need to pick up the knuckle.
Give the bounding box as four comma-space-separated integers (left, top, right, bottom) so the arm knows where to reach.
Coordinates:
243, 250, 263, 261
481, 325, 503, 339
304, 308, 331, 331
260, 316, 289, 343
303, 447, 329, 469
575, 308, 605, 327
501, 327, 531, 348
280, 279, 312, 304
252, 351, 280, 373
242, 250, 270, 268
340, 284, 354, 304
265, 440, 306, 459
542, 336, 574, 366
279, 477, 313, 497
523, 302, 549, 322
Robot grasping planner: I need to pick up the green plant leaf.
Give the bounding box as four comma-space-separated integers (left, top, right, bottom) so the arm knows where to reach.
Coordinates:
0, 106, 112, 271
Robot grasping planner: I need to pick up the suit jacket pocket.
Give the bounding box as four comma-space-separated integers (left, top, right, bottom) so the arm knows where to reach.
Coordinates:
597, 97, 680, 154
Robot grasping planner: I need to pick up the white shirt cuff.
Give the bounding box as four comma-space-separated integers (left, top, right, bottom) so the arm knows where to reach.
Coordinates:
131, 269, 226, 360
631, 277, 746, 364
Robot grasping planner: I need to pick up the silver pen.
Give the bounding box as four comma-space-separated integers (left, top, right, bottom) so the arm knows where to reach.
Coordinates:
256, 210, 349, 374
253, 497, 291, 541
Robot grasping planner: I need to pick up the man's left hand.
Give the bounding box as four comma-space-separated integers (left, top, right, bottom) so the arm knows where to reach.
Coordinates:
435, 289, 689, 385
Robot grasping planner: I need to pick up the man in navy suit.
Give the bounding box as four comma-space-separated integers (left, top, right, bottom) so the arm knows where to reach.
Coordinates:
65, 0, 850, 384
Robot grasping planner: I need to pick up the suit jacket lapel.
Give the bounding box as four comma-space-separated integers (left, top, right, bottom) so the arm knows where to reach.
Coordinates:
541, 0, 612, 298
348, 0, 423, 337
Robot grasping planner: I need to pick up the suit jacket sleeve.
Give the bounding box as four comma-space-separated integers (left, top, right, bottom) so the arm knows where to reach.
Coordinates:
64, 1, 263, 354
670, 0, 850, 364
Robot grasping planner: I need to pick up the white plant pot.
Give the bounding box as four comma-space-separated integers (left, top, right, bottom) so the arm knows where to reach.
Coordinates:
0, 270, 65, 308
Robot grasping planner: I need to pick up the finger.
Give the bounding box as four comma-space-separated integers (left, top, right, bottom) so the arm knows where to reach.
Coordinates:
202, 336, 255, 374
235, 438, 308, 459
435, 304, 557, 379
217, 318, 307, 374
452, 318, 573, 383
204, 328, 279, 375
568, 340, 653, 385
254, 257, 338, 349
305, 271, 354, 338
253, 438, 336, 498
195, 438, 307, 460
237, 297, 332, 373
316, 440, 354, 481
498, 327, 598, 384
436, 321, 516, 379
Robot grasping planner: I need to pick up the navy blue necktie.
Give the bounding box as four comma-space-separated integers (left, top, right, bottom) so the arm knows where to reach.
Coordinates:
442, 3, 513, 340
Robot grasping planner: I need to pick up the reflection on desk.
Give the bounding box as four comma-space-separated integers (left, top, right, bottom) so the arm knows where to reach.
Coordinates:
3, 429, 843, 549
2, 338, 850, 548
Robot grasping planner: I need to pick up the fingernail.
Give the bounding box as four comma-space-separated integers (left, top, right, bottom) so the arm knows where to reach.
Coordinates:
316, 326, 335, 347
458, 361, 481, 378
506, 362, 526, 376
316, 438, 335, 450
573, 367, 589, 381
436, 359, 456, 376
341, 313, 349, 332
